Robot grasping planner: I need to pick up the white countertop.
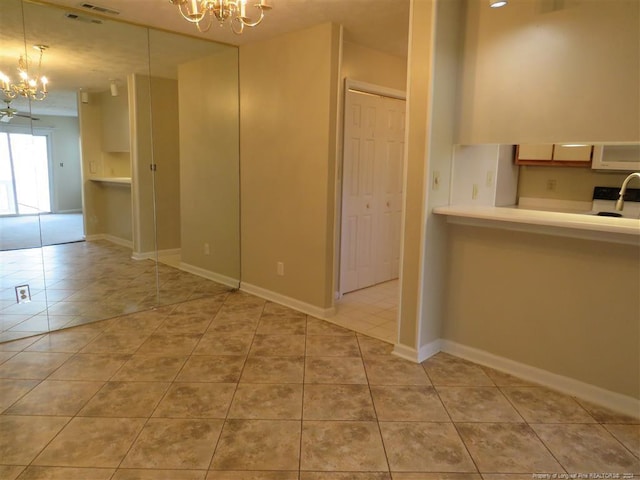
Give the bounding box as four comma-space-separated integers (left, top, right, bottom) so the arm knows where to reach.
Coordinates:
433, 205, 640, 245
89, 177, 132, 185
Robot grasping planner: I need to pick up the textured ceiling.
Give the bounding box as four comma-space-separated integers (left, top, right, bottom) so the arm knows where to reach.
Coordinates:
1, 0, 409, 117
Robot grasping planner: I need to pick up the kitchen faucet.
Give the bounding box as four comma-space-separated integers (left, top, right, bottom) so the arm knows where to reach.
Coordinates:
615, 172, 640, 211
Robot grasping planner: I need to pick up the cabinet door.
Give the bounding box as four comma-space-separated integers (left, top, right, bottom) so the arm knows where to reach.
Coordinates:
553, 144, 592, 161
516, 144, 553, 161
515, 144, 592, 167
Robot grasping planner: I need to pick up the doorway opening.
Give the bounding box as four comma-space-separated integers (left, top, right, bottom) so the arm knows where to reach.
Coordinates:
0, 130, 84, 250
336, 80, 406, 343
0, 131, 51, 215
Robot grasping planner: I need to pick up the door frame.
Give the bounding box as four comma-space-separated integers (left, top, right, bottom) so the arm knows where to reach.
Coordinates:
334, 78, 406, 300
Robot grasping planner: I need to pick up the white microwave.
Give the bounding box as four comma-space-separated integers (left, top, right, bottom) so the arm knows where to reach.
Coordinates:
592, 144, 640, 171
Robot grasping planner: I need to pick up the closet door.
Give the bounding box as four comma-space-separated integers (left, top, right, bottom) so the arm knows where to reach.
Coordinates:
341, 90, 378, 293
340, 90, 405, 294
375, 96, 405, 283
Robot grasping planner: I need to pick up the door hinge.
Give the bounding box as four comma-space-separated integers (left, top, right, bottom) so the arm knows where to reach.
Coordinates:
150, 164, 157, 171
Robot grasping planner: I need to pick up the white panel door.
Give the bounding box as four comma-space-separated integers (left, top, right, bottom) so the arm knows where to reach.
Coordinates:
340, 90, 405, 294
340, 91, 378, 293
376, 97, 405, 282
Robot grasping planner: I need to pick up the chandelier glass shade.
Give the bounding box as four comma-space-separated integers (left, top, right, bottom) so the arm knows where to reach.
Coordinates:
169, 0, 272, 34
0, 45, 49, 102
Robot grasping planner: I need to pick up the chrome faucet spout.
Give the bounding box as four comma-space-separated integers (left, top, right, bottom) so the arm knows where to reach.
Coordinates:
616, 172, 640, 211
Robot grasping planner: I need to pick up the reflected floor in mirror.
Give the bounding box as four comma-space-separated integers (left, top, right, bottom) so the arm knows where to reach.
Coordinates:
0, 240, 232, 342
0, 295, 637, 478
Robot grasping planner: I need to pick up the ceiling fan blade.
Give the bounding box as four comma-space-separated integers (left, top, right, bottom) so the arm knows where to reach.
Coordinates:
15, 113, 40, 120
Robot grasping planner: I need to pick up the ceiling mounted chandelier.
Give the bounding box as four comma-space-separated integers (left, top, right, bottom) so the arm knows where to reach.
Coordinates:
169, 0, 272, 34
0, 45, 49, 102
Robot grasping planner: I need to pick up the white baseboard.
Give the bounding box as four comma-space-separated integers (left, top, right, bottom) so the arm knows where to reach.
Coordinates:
392, 344, 419, 362
131, 248, 181, 261
240, 282, 336, 319
393, 338, 441, 363
180, 262, 240, 289
159, 248, 181, 257
441, 340, 640, 420
131, 251, 153, 261
85, 234, 132, 249
54, 209, 82, 214
84, 234, 103, 242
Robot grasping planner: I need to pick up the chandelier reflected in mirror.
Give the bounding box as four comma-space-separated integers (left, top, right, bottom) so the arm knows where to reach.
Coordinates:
0, 45, 49, 102
169, 0, 272, 34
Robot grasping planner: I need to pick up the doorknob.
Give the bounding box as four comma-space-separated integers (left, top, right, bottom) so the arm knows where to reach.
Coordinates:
386, 201, 390, 207
366, 203, 370, 209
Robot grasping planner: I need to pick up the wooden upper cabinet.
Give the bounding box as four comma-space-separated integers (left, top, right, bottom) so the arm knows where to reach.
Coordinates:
515, 144, 593, 167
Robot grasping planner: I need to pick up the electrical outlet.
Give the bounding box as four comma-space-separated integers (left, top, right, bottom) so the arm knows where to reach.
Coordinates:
472, 183, 479, 200
277, 262, 284, 276
546, 179, 557, 192
203, 243, 210, 255
486, 170, 494, 188
15, 285, 31, 304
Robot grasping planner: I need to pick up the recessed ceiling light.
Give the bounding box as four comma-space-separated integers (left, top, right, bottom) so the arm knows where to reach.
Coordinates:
490, 0, 508, 8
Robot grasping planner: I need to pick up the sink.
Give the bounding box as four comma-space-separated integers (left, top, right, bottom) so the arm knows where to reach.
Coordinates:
595, 211, 623, 217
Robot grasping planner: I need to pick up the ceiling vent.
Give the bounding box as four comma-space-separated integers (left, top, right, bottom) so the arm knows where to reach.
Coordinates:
64, 12, 103, 24
78, 2, 120, 16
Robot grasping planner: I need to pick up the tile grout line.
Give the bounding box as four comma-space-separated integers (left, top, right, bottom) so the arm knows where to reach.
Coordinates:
206, 293, 266, 474
358, 334, 393, 477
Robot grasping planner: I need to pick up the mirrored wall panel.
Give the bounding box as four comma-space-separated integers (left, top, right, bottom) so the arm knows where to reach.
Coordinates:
0, 0, 240, 342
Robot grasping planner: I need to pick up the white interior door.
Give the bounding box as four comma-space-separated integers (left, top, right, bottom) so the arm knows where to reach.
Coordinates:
340, 89, 405, 294
376, 97, 405, 282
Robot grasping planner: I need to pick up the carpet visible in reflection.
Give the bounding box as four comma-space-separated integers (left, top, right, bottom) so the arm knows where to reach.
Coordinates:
0, 213, 85, 251
0, 240, 232, 342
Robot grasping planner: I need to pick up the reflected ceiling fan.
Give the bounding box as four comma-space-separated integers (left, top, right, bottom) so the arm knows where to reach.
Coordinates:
0, 98, 40, 123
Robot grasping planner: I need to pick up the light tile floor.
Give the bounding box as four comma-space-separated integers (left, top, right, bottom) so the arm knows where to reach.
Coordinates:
0, 241, 232, 343
332, 280, 399, 343
0, 291, 638, 479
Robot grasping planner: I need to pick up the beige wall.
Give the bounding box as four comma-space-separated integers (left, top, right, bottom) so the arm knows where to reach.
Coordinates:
99, 184, 133, 242
130, 74, 156, 255
79, 89, 134, 243
518, 166, 630, 203
240, 22, 341, 309
444, 225, 640, 399
179, 50, 240, 281
418, 0, 466, 348
341, 41, 407, 91
457, 0, 640, 144
397, 0, 640, 405
78, 92, 104, 236
130, 74, 182, 254
398, 0, 435, 348
150, 76, 180, 251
